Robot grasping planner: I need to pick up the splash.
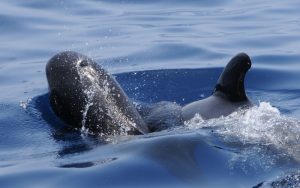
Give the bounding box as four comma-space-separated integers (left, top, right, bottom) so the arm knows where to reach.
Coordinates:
75, 59, 97, 133
185, 102, 300, 162
259, 171, 300, 188
75, 59, 136, 136
20, 98, 32, 109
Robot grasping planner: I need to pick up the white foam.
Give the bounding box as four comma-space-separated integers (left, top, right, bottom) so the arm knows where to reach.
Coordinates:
184, 102, 300, 162
20, 98, 32, 109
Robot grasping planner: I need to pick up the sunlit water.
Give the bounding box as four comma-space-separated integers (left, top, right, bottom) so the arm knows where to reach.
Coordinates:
0, 0, 300, 187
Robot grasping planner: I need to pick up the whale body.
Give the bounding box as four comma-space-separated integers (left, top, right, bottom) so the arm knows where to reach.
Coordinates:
46, 51, 252, 135
182, 53, 252, 121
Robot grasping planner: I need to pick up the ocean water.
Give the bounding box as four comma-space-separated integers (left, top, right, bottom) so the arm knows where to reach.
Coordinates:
0, 0, 300, 187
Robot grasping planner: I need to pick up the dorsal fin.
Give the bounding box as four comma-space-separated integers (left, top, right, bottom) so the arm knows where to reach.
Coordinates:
213, 53, 251, 102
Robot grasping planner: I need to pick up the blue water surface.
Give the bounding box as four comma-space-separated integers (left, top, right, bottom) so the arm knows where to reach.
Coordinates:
0, 0, 300, 187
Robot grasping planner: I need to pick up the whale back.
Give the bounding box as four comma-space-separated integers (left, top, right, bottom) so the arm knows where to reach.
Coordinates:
46, 51, 149, 135
182, 53, 252, 121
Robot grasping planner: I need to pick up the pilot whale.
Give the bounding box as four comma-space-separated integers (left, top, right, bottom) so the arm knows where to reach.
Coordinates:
46, 51, 252, 135
182, 53, 252, 121
46, 51, 149, 135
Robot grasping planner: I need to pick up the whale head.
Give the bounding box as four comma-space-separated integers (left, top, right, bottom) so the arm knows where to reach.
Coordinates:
213, 53, 251, 102
45, 51, 101, 129
46, 51, 149, 135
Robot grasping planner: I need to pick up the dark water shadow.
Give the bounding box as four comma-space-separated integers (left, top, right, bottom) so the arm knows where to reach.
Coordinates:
59, 157, 117, 168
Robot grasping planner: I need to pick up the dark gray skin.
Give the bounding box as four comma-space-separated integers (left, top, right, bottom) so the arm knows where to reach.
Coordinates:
182, 53, 252, 121
46, 51, 149, 135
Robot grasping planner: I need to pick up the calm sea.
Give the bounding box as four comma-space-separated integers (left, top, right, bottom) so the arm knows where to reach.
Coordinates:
0, 0, 300, 187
